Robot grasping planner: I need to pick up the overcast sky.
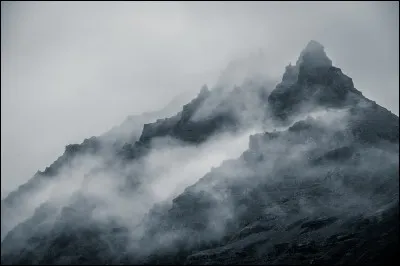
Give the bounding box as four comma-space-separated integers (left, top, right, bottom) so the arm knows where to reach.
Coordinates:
1, 1, 398, 196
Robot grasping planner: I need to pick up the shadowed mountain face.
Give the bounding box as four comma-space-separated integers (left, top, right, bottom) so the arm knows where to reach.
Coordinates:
1, 41, 399, 265
268, 40, 364, 122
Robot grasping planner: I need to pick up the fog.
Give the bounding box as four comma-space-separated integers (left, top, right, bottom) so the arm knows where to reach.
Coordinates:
1, 29, 398, 262
0, 125, 259, 240
1, 1, 398, 200
4, 101, 392, 252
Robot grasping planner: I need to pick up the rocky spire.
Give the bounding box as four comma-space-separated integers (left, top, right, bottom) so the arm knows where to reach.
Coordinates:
269, 40, 362, 121
280, 40, 332, 85
296, 40, 332, 68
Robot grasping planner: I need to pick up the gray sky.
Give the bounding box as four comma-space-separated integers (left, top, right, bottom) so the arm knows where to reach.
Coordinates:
1, 1, 398, 196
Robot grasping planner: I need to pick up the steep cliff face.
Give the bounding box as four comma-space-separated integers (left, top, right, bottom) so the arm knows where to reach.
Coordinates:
1, 41, 398, 265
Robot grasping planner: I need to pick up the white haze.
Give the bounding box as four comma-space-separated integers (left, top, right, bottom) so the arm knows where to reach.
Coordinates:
1, 2, 398, 204
2, 103, 353, 240
1, 91, 398, 258
0, 127, 260, 239
126, 103, 398, 256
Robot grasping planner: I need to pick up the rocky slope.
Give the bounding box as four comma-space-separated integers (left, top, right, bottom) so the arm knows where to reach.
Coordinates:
1, 41, 398, 265
1, 87, 198, 241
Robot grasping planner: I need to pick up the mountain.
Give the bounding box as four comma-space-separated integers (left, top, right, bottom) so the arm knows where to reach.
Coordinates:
1, 87, 198, 242
1, 41, 398, 265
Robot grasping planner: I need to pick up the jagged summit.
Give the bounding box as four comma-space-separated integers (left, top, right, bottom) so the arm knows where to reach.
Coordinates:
301, 40, 325, 56
296, 40, 332, 68
280, 40, 332, 86
304, 40, 324, 51
269, 40, 364, 121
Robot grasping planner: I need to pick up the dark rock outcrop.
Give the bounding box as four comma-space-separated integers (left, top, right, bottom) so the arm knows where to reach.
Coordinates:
268, 40, 364, 121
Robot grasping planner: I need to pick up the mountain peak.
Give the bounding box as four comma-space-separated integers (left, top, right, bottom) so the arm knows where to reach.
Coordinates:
303, 40, 325, 53
296, 40, 332, 68
269, 41, 363, 120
